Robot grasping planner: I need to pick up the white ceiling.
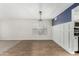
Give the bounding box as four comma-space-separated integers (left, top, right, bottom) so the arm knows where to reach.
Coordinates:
0, 3, 73, 20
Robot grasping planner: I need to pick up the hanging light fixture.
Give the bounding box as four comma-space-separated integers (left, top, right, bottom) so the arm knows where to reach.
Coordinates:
32, 3, 47, 35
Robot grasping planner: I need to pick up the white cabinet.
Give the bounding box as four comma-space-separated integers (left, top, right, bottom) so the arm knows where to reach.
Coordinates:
52, 22, 77, 54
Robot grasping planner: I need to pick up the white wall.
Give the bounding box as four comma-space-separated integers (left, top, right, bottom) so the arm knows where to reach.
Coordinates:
0, 3, 73, 40
72, 6, 79, 21
0, 19, 52, 40
0, 3, 52, 40
0, 3, 73, 20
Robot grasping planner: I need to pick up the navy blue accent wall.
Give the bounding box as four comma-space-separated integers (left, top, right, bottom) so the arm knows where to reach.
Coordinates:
53, 3, 79, 25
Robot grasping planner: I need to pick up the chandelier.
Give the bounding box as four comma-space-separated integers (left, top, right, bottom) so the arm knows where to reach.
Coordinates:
32, 3, 47, 35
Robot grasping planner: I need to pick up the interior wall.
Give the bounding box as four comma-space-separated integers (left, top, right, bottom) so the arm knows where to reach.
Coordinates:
0, 19, 52, 40
0, 3, 73, 40
0, 3, 52, 40
0, 3, 73, 20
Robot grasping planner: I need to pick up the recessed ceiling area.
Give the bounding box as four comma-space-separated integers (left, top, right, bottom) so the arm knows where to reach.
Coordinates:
0, 3, 73, 20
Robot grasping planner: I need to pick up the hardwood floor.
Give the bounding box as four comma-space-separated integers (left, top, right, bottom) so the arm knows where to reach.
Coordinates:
0, 40, 79, 56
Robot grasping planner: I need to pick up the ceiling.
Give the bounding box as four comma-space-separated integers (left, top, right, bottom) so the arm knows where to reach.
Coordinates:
0, 3, 73, 20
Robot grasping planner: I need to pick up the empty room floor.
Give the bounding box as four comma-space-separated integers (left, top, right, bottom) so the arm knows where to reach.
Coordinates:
0, 40, 79, 56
